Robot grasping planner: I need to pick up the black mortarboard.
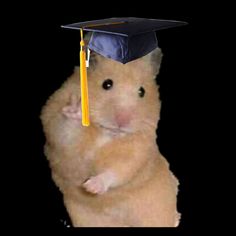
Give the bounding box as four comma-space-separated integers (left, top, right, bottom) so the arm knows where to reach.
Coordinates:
62, 17, 187, 64
61, 17, 187, 126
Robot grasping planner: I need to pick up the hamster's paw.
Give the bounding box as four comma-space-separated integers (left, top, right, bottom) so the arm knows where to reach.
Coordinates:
83, 175, 108, 195
83, 172, 116, 195
62, 94, 81, 120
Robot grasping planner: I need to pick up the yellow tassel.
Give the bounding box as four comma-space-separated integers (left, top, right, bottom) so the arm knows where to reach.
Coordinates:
80, 29, 90, 126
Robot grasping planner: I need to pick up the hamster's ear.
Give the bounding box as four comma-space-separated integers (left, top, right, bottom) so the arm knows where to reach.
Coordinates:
143, 47, 163, 76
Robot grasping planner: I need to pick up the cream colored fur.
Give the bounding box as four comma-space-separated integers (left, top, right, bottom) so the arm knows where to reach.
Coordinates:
40, 48, 180, 227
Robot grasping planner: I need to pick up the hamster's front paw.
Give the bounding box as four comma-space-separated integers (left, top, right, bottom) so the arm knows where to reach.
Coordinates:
83, 176, 108, 195
83, 172, 116, 195
62, 94, 81, 121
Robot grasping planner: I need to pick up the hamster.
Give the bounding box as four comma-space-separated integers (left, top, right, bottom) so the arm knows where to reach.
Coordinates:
40, 47, 180, 227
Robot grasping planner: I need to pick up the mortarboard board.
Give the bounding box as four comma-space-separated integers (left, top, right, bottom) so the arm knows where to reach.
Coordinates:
62, 17, 187, 126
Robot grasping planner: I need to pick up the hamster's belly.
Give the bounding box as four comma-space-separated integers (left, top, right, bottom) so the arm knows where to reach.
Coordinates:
63, 156, 179, 226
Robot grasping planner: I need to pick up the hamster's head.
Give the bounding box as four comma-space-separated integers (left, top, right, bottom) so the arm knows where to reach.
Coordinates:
86, 48, 163, 134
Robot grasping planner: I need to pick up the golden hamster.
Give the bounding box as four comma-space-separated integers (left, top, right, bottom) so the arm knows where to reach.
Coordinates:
40, 48, 180, 227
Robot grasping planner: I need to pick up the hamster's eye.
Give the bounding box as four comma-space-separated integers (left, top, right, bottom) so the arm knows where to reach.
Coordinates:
138, 87, 145, 98
102, 79, 113, 90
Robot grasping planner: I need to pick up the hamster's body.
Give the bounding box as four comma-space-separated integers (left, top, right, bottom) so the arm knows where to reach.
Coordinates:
41, 49, 180, 227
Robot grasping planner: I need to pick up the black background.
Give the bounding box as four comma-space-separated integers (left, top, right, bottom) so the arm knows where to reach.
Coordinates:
6, 1, 213, 234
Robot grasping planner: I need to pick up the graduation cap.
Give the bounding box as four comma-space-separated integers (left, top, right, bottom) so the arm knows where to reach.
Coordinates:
62, 17, 187, 126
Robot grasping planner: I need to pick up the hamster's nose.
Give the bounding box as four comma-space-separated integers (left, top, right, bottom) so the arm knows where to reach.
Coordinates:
115, 110, 132, 128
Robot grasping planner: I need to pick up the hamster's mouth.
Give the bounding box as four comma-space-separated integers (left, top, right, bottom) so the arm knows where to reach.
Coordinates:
99, 124, 129, 134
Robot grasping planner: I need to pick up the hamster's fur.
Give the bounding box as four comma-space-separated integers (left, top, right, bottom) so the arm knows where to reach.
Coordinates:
40, 47, 180, 227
